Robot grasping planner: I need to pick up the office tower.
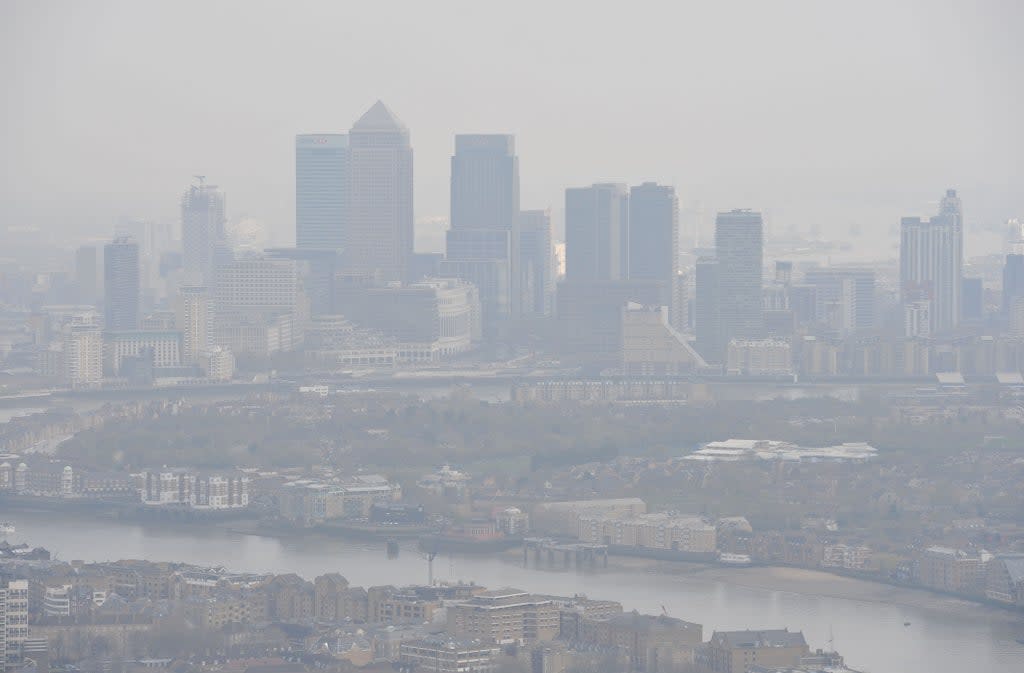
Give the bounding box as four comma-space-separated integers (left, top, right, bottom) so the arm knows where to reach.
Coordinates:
103, 236, 140, 331
565, 183, 629, 282
438, 233, 511, 337
175, 286, 213, 363
628, 182, 681, 328
75, 246, 98, 304
0, 584, 6, 671
296, 134, 349, 249
961, 277, 983, 322
715, 209, 764, 349
900, 188, 963, 333
442, 134, 519, 335
347, 101, 413, 283
802, 268, 876, 333
694, 257, 722, 364
1002, 254, 1024, 318
517, 209, 555, 317
182, 178, 227, 285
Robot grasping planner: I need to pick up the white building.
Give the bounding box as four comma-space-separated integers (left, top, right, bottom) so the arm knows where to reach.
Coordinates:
62, 325, 103, 387
726, 339, 792, 376
904, 300, 931, 338
104, 330, 182, 374
175, 285, 213, 363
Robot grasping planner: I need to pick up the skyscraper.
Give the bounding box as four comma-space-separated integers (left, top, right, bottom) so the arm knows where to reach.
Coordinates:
103, 236, 140, 331
296, 134, 349, 250
517, 209, 555, 317
442, 134, 519, 335
75, 245, 98, 305
565, 183, 629, 283
628, 183, 678, 281
628, 182, 681, 328
694, 256, 722, 364
900, 189, 963, 333
182, 178, 227, 285
1003, 254, 1024, 319
347, 101, 413, 283
802, 268, 876, 334
714, 209, 764, 349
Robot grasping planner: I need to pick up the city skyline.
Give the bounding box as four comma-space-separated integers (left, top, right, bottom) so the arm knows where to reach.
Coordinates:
3, 2, 1022, 252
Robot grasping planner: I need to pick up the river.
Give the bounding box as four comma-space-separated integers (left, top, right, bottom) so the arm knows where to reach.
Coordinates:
4, 511, 1022, 673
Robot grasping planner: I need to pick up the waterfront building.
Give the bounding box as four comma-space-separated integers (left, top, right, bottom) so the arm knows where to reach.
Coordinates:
705, 629, 809, 673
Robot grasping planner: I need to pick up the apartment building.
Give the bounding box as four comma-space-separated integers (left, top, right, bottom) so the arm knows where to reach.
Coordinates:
447, 589, 559, 644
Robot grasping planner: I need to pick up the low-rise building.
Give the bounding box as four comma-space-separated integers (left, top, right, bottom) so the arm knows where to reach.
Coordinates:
704, 629, 809, 673
447, 588, 559, 644
917, 546, 983, 594
985, 554, 1024, 606
399, 637, 499, 673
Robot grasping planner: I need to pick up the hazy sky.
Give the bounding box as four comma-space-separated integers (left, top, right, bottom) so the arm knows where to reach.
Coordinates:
2, 0, 1022, 252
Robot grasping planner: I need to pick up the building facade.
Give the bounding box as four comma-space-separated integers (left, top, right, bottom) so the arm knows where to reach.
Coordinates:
900, 189, 963, 334
296, 133, 349, 250
346, 101, 414, 283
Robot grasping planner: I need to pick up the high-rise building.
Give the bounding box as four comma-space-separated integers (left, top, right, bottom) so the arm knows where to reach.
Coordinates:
3, 580, 29, 669
182, 179, 227, 285
103, 236, 140, 331
900, 189, 963, 333
175, 286, 213, 363
694, 257, 722, 364
517, 209, 555, 317
443, 135, 519, 334
296, 134, 349, 250
565, 184, 629, 283
628, 182, 681, 328
961, 277, 983, 322
75, 246, 98, 305
714, 210, 764, 348
802, 268, 876, 334
1002, 254, 1024, 319
62, 325, 103, 387
347, 101, 413, 283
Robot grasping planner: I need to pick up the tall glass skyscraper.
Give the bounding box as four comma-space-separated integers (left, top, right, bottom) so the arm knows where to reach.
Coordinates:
295, 134, 349, 250
442, 134, 519, 335
564, 183, 629, 283
347, 101, 413, 283
628, 182, 681, 328
714, 209, 764, 349
900, 189, 963, 333
104, 236, 140, 331
517, 209, 555, 318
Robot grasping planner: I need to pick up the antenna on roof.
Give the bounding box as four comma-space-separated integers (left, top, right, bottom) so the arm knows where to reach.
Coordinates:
193, 175, 206, 187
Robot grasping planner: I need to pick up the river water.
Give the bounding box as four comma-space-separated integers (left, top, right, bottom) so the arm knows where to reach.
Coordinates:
4, 511, 1022, 673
